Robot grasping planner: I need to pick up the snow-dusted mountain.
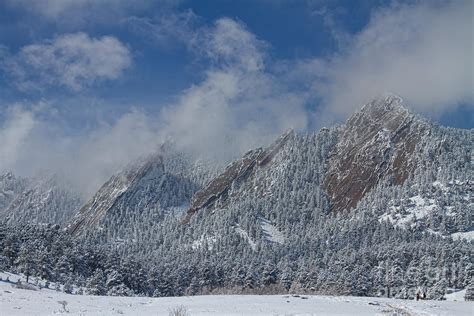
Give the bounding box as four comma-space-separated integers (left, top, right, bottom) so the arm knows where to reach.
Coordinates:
183, 129, 295, 223
68, 150, 219, 236
2, 95, 471, 299
325, 95, 472, 238
178, 95, 471, 241
66, 95, 472, 242
0, 173, 83, 226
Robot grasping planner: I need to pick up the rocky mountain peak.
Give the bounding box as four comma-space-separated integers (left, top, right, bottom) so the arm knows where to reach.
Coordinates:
358, 94, 405, 115
344, 94, 412, 141
324, 95, 428, 212
66, 148, 219, 236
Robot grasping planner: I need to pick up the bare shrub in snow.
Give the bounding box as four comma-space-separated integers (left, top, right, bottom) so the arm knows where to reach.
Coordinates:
168, 305, 189, 316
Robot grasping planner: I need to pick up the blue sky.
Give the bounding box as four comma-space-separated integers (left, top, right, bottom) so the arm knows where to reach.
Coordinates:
0, 1, 367, 112
0, 0, 472, 195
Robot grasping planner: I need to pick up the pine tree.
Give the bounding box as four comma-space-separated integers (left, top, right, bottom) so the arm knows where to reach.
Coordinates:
86, 269, 106, 296
63, 277, 74, 294
186, 276, 200, 296
261, 262, 277, 286
464, 281, 474, 301
16, 244, 35, 283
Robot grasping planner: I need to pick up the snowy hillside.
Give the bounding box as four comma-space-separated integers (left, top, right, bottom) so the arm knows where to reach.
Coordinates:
0, 173, 82, 225
379, 180, 473, 239
0, 172, 26, 211
1, 275, 472, 316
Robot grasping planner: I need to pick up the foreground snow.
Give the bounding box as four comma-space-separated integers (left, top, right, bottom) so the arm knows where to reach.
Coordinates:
1, 280, 472, 315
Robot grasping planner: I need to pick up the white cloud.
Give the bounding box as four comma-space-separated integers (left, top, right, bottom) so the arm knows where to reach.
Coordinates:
67, 110, 162, 195
0, 18, 308, 196
5, 33, 132, 91
194, 18, 267, 72
0, 106, 36, 170
0, 104, 161, 198
306, 0, 473, 123
159, 18, 307, 161
124, 9, 198, 47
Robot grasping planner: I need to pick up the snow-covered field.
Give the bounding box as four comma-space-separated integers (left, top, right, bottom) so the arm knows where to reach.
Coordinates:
1, 277, 472, 316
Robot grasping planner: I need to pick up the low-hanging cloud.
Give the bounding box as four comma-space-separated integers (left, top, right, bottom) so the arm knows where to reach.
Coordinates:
0, 104, 162, 198
0, 106, 36, 171
3, 32, 132, 91
306, 0, 473, 123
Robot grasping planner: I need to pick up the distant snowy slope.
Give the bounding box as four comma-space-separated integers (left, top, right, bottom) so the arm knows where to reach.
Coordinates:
0, 172, 26, 211
0, 173, 82, 226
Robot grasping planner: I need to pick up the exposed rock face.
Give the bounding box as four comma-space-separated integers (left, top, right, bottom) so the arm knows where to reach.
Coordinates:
324, 95, 428, 212
183, 148, 263, 223
182, 130, 294, 223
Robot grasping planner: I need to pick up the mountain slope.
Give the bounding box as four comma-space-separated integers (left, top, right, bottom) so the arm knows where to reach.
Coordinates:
68, 151, 218, 236
183, 129, 294, 223
0, 173, 82, 226
3, 177, 82, 226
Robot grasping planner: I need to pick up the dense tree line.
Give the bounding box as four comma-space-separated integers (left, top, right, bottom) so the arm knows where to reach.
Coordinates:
0, 215, 472, 299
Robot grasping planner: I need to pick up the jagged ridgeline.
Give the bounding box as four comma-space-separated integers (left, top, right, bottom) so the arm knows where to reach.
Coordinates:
1, 95, 472, 298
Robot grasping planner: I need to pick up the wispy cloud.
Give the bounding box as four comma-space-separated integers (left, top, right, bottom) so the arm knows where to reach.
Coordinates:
0, 106, 36, 171
0, 18, 308, 196
304, 0, 473, 123
158, 18, 307, 161
124, 9, 199, 48
3, 33, 132, 91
